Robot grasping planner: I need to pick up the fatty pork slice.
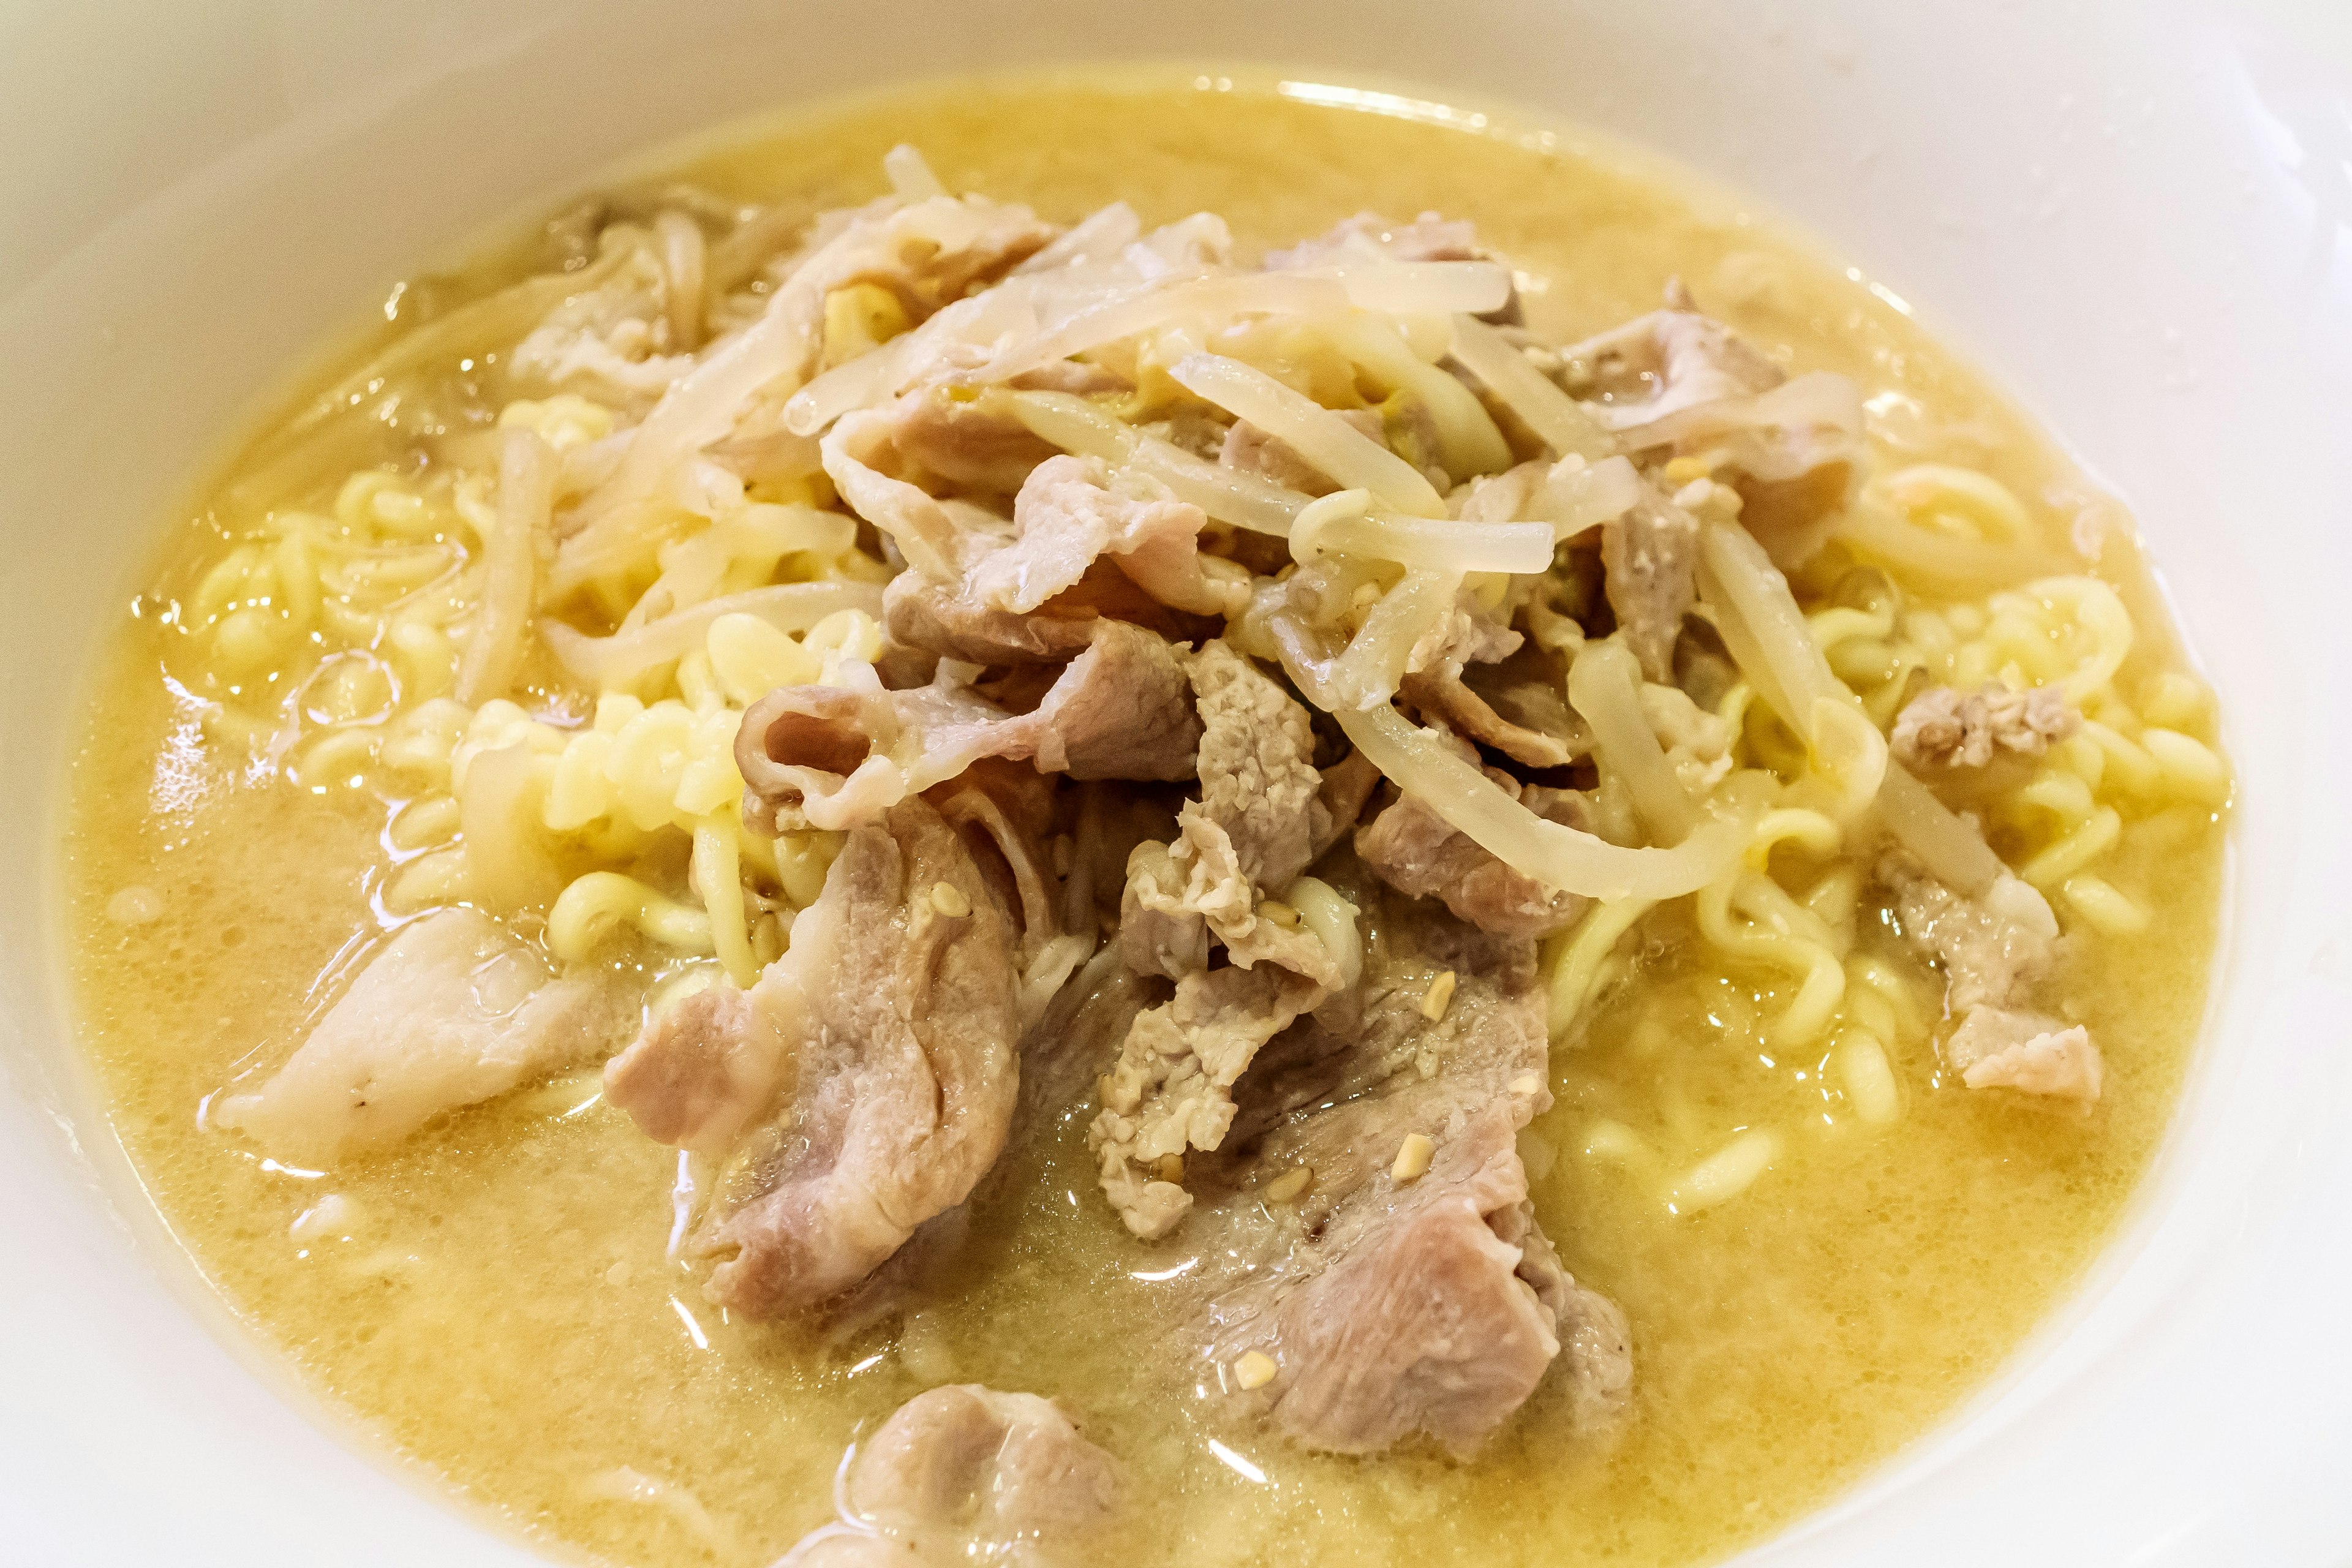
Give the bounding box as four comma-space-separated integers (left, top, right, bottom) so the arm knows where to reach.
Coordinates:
1564, 284, 1863, 555
604, 799, 1020, 1317
781, 1385, 1120, 1567
736, 619, 1202, 833
214, 907, 629, 1166
1564, 286, 1785, 426
1189, 890, 1630, 1457
1879, 849, 2106, 1103
827, 403, 1242, 654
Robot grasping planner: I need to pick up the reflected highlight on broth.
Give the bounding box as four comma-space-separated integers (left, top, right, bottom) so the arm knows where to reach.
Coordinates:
64, 73, 2227, 1568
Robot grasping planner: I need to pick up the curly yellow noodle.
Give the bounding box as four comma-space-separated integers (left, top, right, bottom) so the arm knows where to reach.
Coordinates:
1545, 898, 1659, 1042
388, 796, 461, 852
548, 872, 715, 962
2059, 873, 2152, 937
1833, 1030, 1902, 1125
691, 822, 760, 987
2017, 807, 2122, 888
1694, 871, 1846, 1048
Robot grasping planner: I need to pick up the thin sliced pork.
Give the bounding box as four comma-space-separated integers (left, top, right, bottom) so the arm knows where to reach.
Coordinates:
605, 799, 1020, 1316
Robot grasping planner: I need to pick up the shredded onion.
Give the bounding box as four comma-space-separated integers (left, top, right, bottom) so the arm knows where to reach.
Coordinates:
1293, 260, 1513, 316
1297, 499, 1555, 576
541, 580, 883, 688
1329, 701, 1749, 902
1011, 202, 1144, 274
1877, 764, 2003, 894
570, 282, 818, 541
784, 285, 1039, 435
973, 272, 1348, 385
1170, 353, 1445, 516
1536, 454, 1643, 538
1316, 312, 1512, 480
1570, 639, 1700, 841
459, 744, 563, 911
882, 143, 945, 201
1324, 568, 1459, 710
1697, 520, 1888, 815
456, 429, 556, 706
1448, 314, 1615, 462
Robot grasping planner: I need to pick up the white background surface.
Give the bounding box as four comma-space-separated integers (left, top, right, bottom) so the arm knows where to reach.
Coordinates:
1, 2, 2348, 1564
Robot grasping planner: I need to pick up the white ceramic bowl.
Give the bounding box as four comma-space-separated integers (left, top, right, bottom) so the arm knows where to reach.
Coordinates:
5, 3, 2350, 1563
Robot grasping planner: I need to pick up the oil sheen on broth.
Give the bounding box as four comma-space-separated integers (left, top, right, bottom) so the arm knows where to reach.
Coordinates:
62, 74, 2227, 1567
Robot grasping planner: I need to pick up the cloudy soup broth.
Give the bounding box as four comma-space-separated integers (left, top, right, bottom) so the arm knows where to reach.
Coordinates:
65, 72, 2227, 1568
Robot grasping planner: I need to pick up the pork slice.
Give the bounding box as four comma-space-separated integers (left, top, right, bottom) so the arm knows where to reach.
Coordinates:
1401, 639, 1588, 771
1114, 639, 1330, 977
1263, 211, 1482, 270
1879, 851, 2101, 1104
1880, 851, 2061, 1016
870, 448, 1239, 662
780, 1385, 1120, 1567
1891, 682, 2081, 770
1602, 486, 1699, 684
1566, 288, 1860, 555
881, 571, 1102, 667
605, 799, 1020, 1316
1183, 887, 1629, 1458
1564, 292, 1785, 425
1409, 584, 1525, 676
1312, 749, 1385, 861
932, 766, 1063, 966
737, 620, 1201, 832
967, 455, 1237, 618
884, 385, 1061, 494
1186, 639, 1329, 894
841, 394, 1242, 635
1117, 840, 1210, 979
1096, 641, 1345, 1234
820, 195, 1057, 320
1355, 730, 1593, 940
1091, 952, 1334, 1240
1227, 1101, 1620, 1458
215, 907, 630, 1166
596, 986, 772, 1156
1945, 1006, 2104, 1101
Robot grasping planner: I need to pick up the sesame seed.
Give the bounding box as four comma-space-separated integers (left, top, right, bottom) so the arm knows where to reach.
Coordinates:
929, 881, 970, 918
1392, 1133, 1434, 1183
1234, 1351, 1277, 1390
1257, 898, 1301, 931
1265, 1166, 1313, 1203
1419, 970, 1457, 1021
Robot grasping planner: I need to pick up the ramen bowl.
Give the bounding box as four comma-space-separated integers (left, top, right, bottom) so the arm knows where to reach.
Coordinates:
1, 2, 2348, 1564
